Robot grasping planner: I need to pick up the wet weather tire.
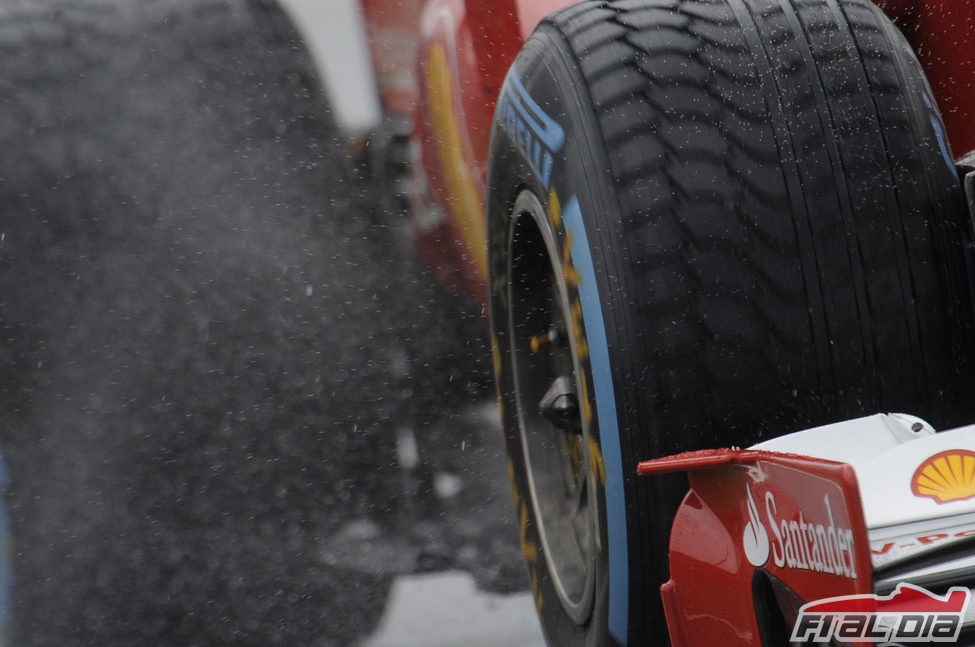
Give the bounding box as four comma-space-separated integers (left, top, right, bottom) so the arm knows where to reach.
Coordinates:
487, 0, 975, 645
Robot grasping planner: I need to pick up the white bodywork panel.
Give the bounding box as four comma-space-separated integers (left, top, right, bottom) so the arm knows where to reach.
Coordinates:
753, 414, 975, 568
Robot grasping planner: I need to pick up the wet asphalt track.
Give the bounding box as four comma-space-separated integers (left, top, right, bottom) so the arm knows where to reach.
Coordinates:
0, 1, 527, 645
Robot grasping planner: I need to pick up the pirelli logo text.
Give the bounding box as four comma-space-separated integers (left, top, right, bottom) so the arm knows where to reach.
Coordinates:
791, 583, 971, 643
496, 67, 565, 189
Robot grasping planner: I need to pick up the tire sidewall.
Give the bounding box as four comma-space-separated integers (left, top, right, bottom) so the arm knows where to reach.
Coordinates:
487, 1, 975, 646
487, 29, 638, 647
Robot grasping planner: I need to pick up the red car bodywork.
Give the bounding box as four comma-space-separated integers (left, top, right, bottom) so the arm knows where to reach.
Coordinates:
873, 0, 974, 157
360, 0, 566, 305
639, 450, 874, 646
359, 0, 974, 306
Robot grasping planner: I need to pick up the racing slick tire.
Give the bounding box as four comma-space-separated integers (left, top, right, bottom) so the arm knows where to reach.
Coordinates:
486, 0, 975, 645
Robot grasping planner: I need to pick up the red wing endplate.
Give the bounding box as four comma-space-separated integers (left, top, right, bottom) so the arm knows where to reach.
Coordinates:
640, 450, 873, 647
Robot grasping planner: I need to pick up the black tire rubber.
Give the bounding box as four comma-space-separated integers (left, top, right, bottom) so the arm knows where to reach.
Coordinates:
486, 0, 975, 645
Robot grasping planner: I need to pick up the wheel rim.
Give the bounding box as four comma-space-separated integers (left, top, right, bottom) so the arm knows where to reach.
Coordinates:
508, 190, 597, 624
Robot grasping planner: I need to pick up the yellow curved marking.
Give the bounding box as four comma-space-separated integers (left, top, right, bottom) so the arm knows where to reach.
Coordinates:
548, 187, 562, 229
550, 188, 593, 427
508, 455, 543, 611
506, 457, 519, 508
519, 499, 544, 612
491, 331, 502, 380
580, 369, 593, 429
518, 498, 538, 564
426, 42, 488, 279
565, 434, 583, 483
588, 436, 606, 486
562, 233, 583, 292
532, 569, 544, 614
529, 334, 547, 353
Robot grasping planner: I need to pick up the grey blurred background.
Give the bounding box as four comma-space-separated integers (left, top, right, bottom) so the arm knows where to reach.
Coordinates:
0, 1, 540, 645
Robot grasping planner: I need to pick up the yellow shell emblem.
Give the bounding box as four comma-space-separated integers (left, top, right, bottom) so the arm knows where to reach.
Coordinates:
911, 449, 975, 504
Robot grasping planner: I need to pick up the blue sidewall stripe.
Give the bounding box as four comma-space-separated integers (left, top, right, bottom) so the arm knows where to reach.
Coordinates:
563, 196, 628, 644
920, 91, 955, 175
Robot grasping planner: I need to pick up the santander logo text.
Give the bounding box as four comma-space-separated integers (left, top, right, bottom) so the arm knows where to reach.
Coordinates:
743, 485, 857, 579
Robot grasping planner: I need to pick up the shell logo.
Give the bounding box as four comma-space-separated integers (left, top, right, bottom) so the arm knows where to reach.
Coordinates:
911, 449, 975, 505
